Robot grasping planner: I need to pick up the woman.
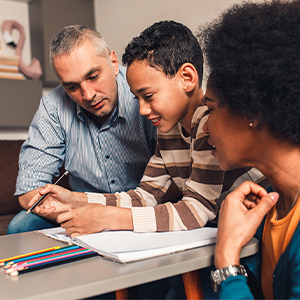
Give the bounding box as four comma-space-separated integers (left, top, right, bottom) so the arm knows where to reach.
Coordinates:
199, 1, 300, 299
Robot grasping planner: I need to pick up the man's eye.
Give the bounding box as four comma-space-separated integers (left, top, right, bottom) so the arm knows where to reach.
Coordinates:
89, 74, 98, 81
66, 85, 77, 92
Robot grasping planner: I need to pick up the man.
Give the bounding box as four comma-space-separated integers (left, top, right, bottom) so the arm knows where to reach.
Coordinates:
7, 25, 156, 234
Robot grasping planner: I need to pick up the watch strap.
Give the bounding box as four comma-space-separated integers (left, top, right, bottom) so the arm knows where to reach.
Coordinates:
210, 264, 248, 293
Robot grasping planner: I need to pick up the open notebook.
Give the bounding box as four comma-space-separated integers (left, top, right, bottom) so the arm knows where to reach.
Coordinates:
37, 227, 217, 263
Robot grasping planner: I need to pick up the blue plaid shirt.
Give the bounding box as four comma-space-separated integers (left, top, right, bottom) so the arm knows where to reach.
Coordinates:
15, 66, 156, 195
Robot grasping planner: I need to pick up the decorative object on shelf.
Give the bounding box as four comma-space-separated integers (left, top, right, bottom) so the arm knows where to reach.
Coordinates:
0, 52, 24, 80
1, 20, 42, 80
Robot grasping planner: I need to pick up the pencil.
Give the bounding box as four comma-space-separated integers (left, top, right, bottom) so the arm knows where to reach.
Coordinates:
4, 245, 80, 268
7, 247, 87, 269
5, 248, 91, 273
0, 246, 61, 267
8, 250, 97, 277
26, 170, 69, 214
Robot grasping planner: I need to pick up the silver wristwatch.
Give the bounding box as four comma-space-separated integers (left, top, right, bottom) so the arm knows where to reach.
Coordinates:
210, 265, 248, 293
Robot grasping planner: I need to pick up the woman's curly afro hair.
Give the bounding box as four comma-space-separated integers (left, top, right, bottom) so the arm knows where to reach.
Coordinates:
199, 0, 300, 145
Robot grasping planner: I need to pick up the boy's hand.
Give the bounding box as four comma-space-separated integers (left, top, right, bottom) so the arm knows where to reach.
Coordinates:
57, 204, 134, 237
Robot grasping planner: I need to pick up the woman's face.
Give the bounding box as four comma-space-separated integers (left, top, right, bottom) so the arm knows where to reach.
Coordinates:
202, 87, 255, 171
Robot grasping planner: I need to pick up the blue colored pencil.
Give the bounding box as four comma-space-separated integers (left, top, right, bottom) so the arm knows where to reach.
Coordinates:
4, 244, 80, 268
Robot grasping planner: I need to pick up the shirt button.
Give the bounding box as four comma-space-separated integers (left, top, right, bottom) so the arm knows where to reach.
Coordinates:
106, 155, 110, 159
111, 180, 115, 184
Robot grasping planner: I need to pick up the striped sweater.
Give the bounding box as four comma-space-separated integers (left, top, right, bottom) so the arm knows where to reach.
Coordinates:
87, 105, 267, 232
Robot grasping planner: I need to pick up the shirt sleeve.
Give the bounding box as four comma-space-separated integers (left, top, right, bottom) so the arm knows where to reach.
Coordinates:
219, 275, 253, 299
15, 93, 66, 196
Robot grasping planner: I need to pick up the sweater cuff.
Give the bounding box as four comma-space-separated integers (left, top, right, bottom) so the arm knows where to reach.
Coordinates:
85, 192, 106, 204
131, 207, 157, 232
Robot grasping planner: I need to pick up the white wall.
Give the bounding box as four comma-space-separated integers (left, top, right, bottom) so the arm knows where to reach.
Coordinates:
93, 0, 244, 63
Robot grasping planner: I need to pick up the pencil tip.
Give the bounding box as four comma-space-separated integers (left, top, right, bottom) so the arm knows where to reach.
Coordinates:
26, 210, 31, 215
9, 271, 19, 277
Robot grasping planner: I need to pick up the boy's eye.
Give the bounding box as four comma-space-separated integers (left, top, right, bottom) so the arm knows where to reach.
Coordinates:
145, 94, 153, 100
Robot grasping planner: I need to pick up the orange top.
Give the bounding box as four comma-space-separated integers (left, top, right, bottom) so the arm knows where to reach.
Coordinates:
261, 196, 300, 299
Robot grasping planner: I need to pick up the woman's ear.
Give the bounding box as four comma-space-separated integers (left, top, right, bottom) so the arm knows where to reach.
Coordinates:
180, 63, 199, 92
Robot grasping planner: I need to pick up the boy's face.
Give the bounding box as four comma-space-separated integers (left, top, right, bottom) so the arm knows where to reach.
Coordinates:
126, 60, 191, 133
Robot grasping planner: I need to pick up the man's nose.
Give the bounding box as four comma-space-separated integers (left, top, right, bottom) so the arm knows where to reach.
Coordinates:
81, 82, 96, 101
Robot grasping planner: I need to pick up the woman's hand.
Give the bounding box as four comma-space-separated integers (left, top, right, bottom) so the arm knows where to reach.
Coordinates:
215, 181, 279, 269
28, 184, 88, 215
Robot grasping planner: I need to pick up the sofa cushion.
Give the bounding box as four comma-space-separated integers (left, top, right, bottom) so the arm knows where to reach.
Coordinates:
0, 140, 23, 215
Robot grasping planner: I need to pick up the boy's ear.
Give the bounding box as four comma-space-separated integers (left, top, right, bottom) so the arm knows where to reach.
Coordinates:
180, 63, 198, 92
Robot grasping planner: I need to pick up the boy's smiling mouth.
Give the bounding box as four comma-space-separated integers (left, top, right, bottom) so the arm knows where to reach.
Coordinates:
151, 117, 161, 126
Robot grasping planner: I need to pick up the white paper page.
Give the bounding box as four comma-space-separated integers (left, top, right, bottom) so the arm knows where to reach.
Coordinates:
38, 227, 217, 263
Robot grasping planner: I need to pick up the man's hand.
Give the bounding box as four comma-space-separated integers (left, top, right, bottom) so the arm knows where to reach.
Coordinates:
19, 188, 60, 222
214, 181, 279, 269
28, 184, 88, 215
56, 204, 134, 237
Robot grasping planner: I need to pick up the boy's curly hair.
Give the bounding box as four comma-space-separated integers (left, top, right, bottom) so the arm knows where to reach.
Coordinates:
122, 20, 203, 86
199, 0, 300, 144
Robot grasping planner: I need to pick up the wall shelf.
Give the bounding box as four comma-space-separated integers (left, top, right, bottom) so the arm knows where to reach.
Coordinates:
0, 78, 42, 127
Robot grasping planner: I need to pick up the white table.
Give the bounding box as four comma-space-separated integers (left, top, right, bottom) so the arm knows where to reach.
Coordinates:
0, 231, 258, 300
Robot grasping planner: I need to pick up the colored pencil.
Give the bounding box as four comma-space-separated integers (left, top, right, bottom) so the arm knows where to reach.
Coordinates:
0, 246, 61, 267
8, 250, 97, 277
3, 245, 79, 268
6, 248, 94, 273
7, 246, 84, 269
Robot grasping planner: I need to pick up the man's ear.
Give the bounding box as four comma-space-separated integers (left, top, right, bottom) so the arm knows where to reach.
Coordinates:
109, 50, 119, 76
180, 63, 198, 92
